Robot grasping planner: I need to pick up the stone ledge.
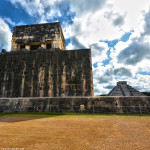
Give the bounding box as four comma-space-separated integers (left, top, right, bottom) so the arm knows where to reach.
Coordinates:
0, 96, 150, 114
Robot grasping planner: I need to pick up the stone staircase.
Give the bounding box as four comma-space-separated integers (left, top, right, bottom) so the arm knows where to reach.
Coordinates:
108, 81, 145, 96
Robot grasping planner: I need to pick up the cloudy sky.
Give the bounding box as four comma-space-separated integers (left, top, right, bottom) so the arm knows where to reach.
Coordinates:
0, 0, 150, 95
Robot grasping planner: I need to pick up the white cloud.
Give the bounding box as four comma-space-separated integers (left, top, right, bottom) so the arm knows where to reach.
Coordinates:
3, 17, 16, 26
90, 42, 109, 64
3, 17, 25, 26
9, 0, 63, 23
108, 0, 150, 32
0, 18, 12, 51
114, 9, 150, 67
64, 10, 125, 47
69, 0, 106, 15
128, 74, 150, 92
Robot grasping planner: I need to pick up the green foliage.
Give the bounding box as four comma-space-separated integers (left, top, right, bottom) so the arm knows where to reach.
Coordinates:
0, 112, 150, 116
142, 92, 150, 96
99, 94, 107, 96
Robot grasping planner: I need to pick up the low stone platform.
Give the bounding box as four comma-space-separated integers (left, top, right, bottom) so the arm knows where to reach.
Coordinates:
0, 96, 150, 114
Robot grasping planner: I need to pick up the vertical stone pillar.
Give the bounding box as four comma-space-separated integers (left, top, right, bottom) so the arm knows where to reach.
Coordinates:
2, 83, 6, 97
10, 71, 14, 97
21, 74, 25, 97
48, 65, 53, 97
25, 44, 30, 50
61, 65, 66, 97
21, 63, 26, 97
2, 72, 7, 97
54, 41, 60, 48
17, 44, 20, 51
38, 67, 45, 97
81, 73, 86, 96
41, 43, 46, 49
30, 70, 34, 97
11, 37, 18, 51
52, 41, 59, 48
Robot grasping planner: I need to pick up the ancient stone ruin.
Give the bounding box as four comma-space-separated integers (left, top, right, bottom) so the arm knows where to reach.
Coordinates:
11, 22, 65, 51
0, 22, 149, 114
108, 81, 145, 96
0, 22, 94, 97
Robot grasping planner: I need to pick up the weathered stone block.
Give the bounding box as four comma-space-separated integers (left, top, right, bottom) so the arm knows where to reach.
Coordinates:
0, 49, 94, 97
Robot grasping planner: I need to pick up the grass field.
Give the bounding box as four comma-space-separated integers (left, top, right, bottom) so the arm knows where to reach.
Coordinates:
0, 113, 150, 150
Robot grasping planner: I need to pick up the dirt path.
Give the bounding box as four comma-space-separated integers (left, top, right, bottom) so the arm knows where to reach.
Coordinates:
0, 114, 150, 150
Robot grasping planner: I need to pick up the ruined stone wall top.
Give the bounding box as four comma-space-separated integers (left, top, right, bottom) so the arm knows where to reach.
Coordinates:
13, 22, 61, 38
11, 22, 66, 51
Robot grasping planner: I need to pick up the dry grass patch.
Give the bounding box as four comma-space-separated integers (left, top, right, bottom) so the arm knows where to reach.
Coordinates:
0, 113, 150, 150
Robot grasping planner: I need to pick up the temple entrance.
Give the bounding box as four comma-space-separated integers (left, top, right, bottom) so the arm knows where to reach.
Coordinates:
20, 45, 25, 50
30, 44, 41, 50
46, 43, 52, 49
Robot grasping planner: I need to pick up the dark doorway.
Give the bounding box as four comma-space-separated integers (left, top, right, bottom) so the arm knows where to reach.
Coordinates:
30, 44, 41, 50
20, 45, 25, 50
47, 43, 52, 49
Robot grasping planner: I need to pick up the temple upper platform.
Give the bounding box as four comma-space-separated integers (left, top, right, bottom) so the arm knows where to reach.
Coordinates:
11, 22, 66, 51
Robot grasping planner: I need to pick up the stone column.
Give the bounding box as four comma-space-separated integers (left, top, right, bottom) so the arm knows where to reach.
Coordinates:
61, 65, 66, 97
25, 44, 30, 50
38, 67, 45, 97
41, 43, 46, 49
48, 66, 53, 97
10, 71, 14, 97
21, 74, 25, 97
11, 37, 18, 51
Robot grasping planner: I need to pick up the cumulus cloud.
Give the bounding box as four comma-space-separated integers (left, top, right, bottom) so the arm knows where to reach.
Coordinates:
113, 15, 125, 26
90, 42, 109, 64
9, 0, 63, 23
104, 85, 114, 90
3, 17, 25, 26
93, 64, 115, 94
128, 74, 150, 92
70, 37, 86, 49
69, 0, 106, 15
0, 18, 12, 51
142, 8, 150, 36
3, 17, 16, 26
109, 0, 150, 32
118, 42, 150, 65
104, 10, 126, 27
116, 9, 150, 66
114, 67, 132, 77
96, 67, 114, 84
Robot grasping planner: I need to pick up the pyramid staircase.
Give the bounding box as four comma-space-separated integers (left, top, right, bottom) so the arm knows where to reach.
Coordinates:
108, 81, 145, 96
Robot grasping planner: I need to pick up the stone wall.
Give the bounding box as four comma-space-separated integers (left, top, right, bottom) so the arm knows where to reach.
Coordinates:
0, 49, 94, 97
0, 97, 150, 114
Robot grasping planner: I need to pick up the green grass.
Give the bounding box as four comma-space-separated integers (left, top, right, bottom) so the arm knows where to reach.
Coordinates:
0, 112, 150, 116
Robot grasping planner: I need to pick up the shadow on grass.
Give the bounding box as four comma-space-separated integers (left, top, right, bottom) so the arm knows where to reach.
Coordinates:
0, 112, 67, 123
0, 112, 150, 123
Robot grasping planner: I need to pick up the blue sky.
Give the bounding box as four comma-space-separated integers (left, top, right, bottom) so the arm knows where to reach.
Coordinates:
0, 0, 150, 95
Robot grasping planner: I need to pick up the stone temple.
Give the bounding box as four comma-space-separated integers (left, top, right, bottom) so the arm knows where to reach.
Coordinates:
0, 22, 94, 97
0, 22, 149, 114
108, 81, 145, 96
11, 22, 65, 51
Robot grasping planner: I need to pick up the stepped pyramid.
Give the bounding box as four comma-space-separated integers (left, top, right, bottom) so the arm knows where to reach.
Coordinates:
108, 81, 145, 96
